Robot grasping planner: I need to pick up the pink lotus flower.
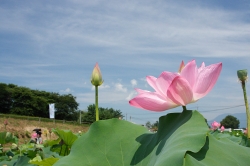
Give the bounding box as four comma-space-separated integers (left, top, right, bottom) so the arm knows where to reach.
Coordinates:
244, 128, 247, 135
220, 126, 225, 132
211, 121, 221, 130
129, 60, 222, 111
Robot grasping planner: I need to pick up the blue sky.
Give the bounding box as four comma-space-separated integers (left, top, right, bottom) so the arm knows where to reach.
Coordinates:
0, 0, 250, 126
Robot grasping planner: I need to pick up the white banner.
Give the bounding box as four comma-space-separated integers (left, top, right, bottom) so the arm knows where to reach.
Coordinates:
49, 103, 55, 119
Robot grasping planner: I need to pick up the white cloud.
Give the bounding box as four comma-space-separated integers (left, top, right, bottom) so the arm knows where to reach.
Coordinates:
60, 88, 72, 93
130, 79, 137, 87
100, 84, 110, 89
91, 84, 110, 90
115, 83, 127, 92
2, 1, 249, 58
76, 90, 130, 104
126, 91, 137, 101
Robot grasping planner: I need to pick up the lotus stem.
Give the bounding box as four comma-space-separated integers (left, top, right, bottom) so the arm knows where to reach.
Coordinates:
241, 81, 250, 139
95, 86, 99, 121
182, 106, 187, 111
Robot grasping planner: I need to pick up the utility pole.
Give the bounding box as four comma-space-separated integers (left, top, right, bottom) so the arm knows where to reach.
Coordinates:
79, 110, 81, 124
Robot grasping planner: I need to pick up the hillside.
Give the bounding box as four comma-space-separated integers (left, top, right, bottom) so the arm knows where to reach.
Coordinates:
0, 116, 89, 145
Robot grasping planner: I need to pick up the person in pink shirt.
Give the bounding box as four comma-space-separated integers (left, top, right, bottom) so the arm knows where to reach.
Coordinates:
30, 131, 37, 143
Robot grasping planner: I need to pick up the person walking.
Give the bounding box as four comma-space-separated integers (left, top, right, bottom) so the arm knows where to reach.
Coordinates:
36, 132, 43, 144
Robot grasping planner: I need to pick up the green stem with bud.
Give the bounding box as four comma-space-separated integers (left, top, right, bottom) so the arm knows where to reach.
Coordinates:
95, 86, 99, 121
241, 81, 250, 139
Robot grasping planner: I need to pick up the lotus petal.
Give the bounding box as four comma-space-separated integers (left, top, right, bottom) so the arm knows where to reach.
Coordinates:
193, 62, 222, 100
129, 92, 177, 111
180, 60, 197, 89
167, 76, 193, 106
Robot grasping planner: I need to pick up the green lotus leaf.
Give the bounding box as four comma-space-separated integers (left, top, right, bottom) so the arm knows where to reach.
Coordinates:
30, 155, 42, 162
54, 110, 208, 166
50, 143, 69, 156
240, 135, 250, 147
14, 156, 36, 166
42, 146, 61, 159
211, 131, 243, 144
30, 157, 59, 166
43, 138, 61, 147
185, 134, 250, 165
52, 129, 78, 147
0, 132, 18, 145
0, 155, 19, 166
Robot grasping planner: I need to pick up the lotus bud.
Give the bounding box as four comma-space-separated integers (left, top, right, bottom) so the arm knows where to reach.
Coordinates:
91, 63, 103, 86
220, 126, 225, 132
237, 69, 248, 82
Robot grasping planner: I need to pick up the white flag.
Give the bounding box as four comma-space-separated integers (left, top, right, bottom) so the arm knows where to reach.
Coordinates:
49, 103, 55, 119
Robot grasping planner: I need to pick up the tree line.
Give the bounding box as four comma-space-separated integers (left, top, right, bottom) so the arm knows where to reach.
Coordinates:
0, 83, 79, 121
0, 83, 124, 122
145, 115, 241, 132
81, 104, 123, 123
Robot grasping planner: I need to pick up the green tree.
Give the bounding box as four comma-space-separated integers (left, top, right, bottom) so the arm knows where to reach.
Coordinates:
220, 115, 240, 129
82, 104, 124, 123
0, 83, 79, 120
0, 83, 12, 113
145, 121, 158, 131
54, 94, 79, 121
10, 86, 37, 116
145, 121, 152, 129
151, 121, 159, 132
